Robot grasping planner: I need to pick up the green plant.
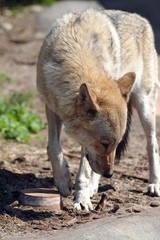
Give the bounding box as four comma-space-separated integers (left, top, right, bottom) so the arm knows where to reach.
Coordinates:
34, 0, 57, 6
0, 93, 44, 142
0, 72, 13, 85
4, 0, 58, 7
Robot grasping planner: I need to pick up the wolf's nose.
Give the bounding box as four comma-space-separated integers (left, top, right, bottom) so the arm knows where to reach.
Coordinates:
103, 171, 113, 178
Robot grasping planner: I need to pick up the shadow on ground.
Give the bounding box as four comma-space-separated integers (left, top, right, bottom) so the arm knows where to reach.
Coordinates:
0, 169, 54, 204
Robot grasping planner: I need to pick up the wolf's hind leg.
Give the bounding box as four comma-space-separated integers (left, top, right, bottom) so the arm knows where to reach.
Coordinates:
74, 148, 100, 211
132, 89, 160, 196
45, 105, 72, 197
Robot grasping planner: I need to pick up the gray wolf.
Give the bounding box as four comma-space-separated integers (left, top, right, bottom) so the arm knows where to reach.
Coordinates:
37, 9, 160, 211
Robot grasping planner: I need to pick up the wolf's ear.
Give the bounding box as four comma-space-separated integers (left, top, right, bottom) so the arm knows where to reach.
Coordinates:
117, 72, 136, 102
77, 84, 98, 117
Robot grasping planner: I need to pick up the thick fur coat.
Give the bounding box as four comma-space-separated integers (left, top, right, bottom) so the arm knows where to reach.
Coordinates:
37, 9, 160, 210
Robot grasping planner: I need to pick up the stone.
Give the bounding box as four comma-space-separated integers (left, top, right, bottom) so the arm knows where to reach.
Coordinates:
5, 207, 160, 240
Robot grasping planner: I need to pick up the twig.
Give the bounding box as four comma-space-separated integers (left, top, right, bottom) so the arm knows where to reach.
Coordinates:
63, 149, 80, 159
114, 169, 148, 183
13, 58, 37, 65
121, 173, 148, 182
95, 193, 107, 211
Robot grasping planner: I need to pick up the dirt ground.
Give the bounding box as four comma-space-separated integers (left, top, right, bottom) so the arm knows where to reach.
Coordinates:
0, 7, 160, 239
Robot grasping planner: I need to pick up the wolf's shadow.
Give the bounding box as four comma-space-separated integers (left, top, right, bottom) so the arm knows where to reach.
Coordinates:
0, 169, 54, 220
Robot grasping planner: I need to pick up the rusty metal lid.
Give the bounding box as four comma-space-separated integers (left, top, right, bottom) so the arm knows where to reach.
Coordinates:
19, 188, 62, 211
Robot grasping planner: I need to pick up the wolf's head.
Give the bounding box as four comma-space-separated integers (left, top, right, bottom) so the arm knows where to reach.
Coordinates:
65, 72, 135, 178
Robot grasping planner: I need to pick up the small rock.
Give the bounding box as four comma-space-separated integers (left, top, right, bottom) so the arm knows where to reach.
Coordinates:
0, 161, 4, 167
31, 5, 43, 13
34, 32, 45, 40
32, 220, 40, 225
125, 204, 146, 213
12, 157, 26, 164
150, 201, 160, 207
1, 22, 13, 31
109, 204, 120, 213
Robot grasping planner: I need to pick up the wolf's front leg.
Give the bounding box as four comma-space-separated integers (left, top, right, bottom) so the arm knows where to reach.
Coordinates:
133, 89, 160, 196
147, 138, 160, 196
46, 105, 72, 197
74, 148, 100, 211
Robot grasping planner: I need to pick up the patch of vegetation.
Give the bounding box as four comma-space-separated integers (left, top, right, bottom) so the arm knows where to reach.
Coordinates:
0, 92, 44, 142
34, 0, 57, 5
0, 72, 14, 86
4, 0, 58, 7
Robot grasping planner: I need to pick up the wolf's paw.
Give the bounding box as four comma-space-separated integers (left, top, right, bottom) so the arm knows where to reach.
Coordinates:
148, 183, 160, 196
74, 190, 93, 211
53, 159, 73, 197
55, 176, 73, 197
74, 199, 93, 211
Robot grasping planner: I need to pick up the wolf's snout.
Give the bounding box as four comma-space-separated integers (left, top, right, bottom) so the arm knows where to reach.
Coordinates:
103, 171, 113, 178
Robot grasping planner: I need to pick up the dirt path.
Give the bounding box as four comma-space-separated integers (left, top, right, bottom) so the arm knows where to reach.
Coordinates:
0, 7, 160, 239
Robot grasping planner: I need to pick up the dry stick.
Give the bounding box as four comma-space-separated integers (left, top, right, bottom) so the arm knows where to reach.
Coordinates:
95, 193, 107, 211
114, 169, 148, 183
13, 58, 37, 65
63, 149, 80, 159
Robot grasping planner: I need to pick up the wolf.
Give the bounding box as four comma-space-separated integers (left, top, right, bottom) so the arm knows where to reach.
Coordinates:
37, 9, 160, 211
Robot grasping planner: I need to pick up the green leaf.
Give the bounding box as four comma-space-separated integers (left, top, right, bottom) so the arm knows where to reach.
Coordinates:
0, 93, 44, 142
0, 97, 7, 114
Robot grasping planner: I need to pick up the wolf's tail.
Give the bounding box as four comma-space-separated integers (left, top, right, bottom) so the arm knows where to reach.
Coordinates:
116, 99, 132, 161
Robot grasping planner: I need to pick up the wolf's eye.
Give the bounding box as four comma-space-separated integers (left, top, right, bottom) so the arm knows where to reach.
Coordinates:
87, 108, 96, 119
81, 108, 96, 119
101, 142, 109, 149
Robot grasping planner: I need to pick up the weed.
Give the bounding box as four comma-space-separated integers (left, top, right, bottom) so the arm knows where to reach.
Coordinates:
0, 93, 44, 142
4, 0, 58, 7
0, 72, 14, 85
34, 0, 57, 6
